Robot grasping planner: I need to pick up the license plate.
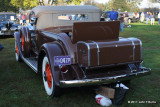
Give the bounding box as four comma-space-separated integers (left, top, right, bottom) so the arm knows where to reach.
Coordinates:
54, 56, 71, 66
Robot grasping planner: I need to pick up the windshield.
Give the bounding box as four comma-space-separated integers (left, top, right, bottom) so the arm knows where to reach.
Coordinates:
0, 14, 16, 22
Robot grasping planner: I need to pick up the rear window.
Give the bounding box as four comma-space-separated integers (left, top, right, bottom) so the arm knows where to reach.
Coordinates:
58, 14, 88, 21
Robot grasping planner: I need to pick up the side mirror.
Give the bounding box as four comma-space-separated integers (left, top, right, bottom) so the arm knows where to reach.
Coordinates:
30, 17, 37, 25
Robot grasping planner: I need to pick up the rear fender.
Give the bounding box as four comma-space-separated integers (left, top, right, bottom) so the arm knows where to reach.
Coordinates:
39, 42, 66, 86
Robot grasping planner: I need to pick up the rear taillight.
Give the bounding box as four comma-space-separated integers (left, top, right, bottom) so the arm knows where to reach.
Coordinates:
60, 66, 68, 73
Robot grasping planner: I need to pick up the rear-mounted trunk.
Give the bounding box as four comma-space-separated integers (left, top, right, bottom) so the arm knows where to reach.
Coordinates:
77, 38, 142, 67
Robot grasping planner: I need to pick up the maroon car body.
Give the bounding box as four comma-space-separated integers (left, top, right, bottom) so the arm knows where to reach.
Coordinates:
14, 5, 150, 96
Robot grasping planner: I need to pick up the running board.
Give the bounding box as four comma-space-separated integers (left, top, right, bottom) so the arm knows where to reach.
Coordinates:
22, 57, 38, 73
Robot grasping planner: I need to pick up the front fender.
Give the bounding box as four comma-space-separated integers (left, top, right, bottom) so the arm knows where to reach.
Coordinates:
14, 32, 20, 43
14, 32, 21, 54
39, 42, 66, 86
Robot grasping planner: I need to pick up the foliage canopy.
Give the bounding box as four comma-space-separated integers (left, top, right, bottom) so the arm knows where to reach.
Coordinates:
104, 0, 142, 12
10, 0, 38, 10
0, 0, 17, 12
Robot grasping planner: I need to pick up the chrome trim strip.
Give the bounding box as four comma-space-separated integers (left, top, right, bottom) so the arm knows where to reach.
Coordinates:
86, 61, 141, 70
91, 41, 100, 65
131, 40, 135, 61
128, 37, 142, 61
60, 68, 151, 87
77, 41, 90, 66
138, 39, 142, 60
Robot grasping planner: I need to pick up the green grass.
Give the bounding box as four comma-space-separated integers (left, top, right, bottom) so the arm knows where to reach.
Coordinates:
0, 22, 160, 107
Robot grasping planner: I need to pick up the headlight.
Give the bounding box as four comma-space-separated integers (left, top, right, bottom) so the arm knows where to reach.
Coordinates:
18, 25, 22, 30
1, 27, 7, 31
10, 26, 17, 31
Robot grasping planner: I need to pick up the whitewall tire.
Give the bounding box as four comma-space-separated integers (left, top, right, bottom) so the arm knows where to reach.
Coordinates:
42, 56, 60, 96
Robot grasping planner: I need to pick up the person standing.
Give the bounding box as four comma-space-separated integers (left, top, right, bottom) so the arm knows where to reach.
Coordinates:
145, 12, 149, 24
25, 13, 29, 24
140, 12, 145, 23
117, 9, 121, 19
124, 11, 129, 26
119, 13, 124, 31
117, 9, 124, 31
136, 13, 139, 19
150, 13, 155, 25
158, 12, 160, 25
109, 8, 117, 21
22, 14, 26, 25
20, 14, 23, 25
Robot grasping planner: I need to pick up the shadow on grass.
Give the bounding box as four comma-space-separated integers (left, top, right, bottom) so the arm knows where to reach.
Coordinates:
0, 35, 14, 39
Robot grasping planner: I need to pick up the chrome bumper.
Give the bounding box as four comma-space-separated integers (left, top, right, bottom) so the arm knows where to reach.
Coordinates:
59, 67, 151, 87
0, 31, 14, 35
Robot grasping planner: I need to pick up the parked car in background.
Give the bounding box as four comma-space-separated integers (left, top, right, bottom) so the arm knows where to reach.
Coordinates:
0, 12, 21, 36
103, 11, 111, 21
103, 11, 118, 21
15, 5, 150, 97
153, 11, 160, 21
128, 12, 139, 23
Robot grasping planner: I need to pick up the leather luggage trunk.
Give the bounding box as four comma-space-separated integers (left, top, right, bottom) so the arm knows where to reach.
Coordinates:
77, 38, 142, 67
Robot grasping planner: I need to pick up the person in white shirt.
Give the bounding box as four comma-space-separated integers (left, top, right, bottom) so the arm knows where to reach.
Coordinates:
140, 12, 145, 23
150, 13, 155, 25
158, 12, 160, 25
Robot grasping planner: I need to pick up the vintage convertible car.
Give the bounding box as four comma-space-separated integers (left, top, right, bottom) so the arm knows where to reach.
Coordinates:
0, 12, 21, 36
14, 5, 150, 96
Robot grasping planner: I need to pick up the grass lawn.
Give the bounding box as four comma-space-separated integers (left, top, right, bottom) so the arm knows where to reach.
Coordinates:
0, 22, 160, 107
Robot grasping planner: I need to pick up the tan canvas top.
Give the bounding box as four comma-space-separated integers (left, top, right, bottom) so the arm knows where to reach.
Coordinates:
32, 5, 101, 17
33, 5, 101, 29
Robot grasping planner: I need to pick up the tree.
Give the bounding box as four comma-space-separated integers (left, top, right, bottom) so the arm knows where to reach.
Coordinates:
66, 0, 84, 5
10, 0, 85, 11
0, 0, 18, 12
41, 0, 59, 6
149, 0, 160, 3
141, 7, 160, 12
38, 0, 84, 6
92, 2, 105, 11
104, 0, 142, 12
36, 0, 84, 6
72, 0, 82, 5
10, 0, 38, 10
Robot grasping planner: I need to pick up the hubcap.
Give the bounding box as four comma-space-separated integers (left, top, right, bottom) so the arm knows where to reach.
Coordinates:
45, 63, 52, 88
